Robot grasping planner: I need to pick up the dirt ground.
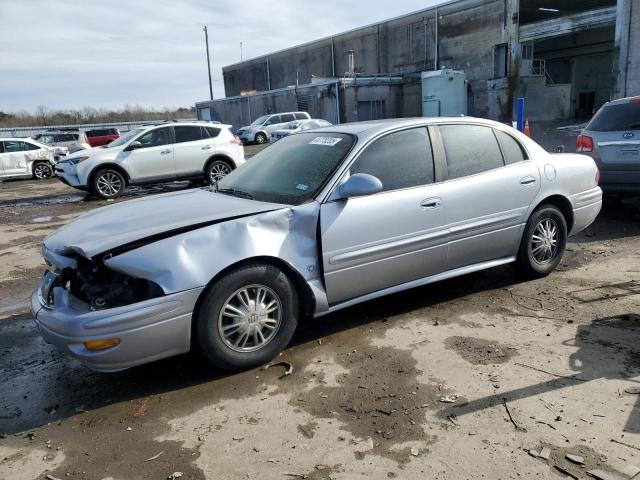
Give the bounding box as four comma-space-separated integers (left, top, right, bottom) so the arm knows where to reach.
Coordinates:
2, 142, 640, 479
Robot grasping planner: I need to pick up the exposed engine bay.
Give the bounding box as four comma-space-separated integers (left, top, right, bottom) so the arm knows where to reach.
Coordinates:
61, 256, 164, 311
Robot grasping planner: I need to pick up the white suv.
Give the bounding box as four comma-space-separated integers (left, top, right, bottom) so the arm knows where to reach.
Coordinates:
55, 122, 245, 199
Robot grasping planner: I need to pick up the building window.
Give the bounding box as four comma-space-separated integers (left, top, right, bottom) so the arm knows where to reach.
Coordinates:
493, 43, 508, 78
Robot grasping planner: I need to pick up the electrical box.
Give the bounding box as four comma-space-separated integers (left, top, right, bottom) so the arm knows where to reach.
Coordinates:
421, 69, 467, 117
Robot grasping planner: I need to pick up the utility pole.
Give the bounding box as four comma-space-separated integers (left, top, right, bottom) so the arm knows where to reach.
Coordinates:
240, 41, 243, 61
203, 25, 213, 100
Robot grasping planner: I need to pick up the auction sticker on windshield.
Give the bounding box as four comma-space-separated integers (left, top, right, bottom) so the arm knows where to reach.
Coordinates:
309, 137, 342, 147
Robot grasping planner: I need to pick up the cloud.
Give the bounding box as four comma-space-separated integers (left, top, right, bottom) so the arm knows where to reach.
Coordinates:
0, 0, 444, 112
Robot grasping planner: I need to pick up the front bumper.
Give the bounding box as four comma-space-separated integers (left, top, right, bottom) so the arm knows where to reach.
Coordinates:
31, 278, 203, 372
238, 131, 254, 143
54, 162, 85, 188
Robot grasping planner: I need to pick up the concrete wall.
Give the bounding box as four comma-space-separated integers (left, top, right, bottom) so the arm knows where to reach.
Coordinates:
196, 80, 420, 131
222, 0, 515, 119
614, 0, 640, 98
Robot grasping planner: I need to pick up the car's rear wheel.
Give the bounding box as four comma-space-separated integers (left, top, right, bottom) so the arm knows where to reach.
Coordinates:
205, 159, 232, 184
255, 132, 267, 144
516, 205, 567, 278
196, 263, 298, 371
92, 168, 126, 199
32, 162, 53, 180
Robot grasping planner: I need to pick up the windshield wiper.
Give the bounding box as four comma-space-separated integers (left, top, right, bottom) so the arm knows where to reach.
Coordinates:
216, 187, 254, 200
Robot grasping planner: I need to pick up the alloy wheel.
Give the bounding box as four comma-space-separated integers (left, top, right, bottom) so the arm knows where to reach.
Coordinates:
34, 163, 52, 179
531, 218, 559, 264
217, 284, 282, 353
209, 162, 231, 182
96, 172, 123, 197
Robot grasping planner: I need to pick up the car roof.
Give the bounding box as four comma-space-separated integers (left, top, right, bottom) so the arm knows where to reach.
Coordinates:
0, 137, 38, 142
311, 116, 510, 139
602, 96, 640, 107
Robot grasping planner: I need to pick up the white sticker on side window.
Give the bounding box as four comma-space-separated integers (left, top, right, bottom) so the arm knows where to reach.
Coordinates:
309, 137, 342, 147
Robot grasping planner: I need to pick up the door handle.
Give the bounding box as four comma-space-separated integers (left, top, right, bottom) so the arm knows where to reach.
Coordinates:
421, 197, 442, 209
520, 176, 536, 185
160, 150, 172, 155
201, 145, 212, 150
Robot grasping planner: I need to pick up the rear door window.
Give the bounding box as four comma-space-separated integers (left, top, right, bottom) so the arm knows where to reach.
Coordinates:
3, 141, 26, 152
294, 113, 308, 120
495, 130, 528, 164
439, 124, 504, 179
174, 126, 205, 143
587, 102, 640, 132
281, 113, 295, 122
350, 127, 435, 192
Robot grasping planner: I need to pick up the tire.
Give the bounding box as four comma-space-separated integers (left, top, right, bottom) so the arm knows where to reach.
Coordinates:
255, 132, 267, 144
91, 168, 126, 199
204, 159, 232, 184
32, 162, 53, 180
515, 204, 567, 278
196, 263, 299, 372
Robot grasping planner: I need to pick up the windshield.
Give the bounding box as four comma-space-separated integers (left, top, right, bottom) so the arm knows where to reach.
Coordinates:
250, 115, 269, 127
105, 128, 144, 148
587, 101, 640, 132
217, 132, 354, 205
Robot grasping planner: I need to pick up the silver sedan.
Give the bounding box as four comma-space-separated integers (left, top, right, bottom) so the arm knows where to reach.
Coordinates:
32, 118, 602, 372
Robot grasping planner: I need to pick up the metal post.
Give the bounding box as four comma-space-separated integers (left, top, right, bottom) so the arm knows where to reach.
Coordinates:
240, 41, 243, 62
335, 80, 341, 124
266, 56, 272, 90
434, 7, 439, 71
203, 26, 213, 100
331, 37, 336, 77
516, 97, 525, 132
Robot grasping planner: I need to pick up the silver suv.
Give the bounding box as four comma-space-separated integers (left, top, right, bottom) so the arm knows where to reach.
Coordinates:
577, 96, 640, 197
237, 111, 310, 144
55, 122, 244, 199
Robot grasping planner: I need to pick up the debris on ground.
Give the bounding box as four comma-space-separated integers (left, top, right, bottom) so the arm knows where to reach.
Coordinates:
539, 447, 551, 460
167, 473, 183, 480
502, 398, 526, 432
624, 387, 640, 395
439, 394, 459, 403
554, 464, 579, 479
145, 451, 164, 462
565, 453, 585, 465
263, 361, 293, 378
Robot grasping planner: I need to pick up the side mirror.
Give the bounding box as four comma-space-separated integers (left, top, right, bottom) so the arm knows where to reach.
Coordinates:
334, 173, 383, 200
127, 141, 142, 151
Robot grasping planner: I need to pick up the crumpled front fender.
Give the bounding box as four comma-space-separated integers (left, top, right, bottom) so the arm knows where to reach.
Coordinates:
104, 201, 328, 314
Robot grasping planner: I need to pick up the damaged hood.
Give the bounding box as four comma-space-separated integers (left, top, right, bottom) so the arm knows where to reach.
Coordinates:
44, 188, 288, 258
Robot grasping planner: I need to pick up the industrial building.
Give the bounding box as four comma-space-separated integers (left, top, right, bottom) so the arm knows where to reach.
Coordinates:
196, 0, 639, 128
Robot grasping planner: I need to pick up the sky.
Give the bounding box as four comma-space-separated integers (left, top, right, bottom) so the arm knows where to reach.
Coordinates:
0, 0, 445, 113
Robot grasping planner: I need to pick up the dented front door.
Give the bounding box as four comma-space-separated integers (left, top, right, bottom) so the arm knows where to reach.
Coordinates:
0, 141, 31, 176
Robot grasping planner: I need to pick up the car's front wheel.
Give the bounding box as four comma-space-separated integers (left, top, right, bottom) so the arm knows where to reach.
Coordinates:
92, 168, 126, 199
196, 263, 299, 371
516, 204, 567, 278
32, 162, 53, 180
255, 132, 267, 144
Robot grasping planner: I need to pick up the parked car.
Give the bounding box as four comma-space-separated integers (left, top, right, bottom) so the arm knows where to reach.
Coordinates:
32, 130, 90, 154
270, 119, 333, 143
577, 96, 640, 197
32, 117, 602, 372
85, 127, 120, 147
237, 111, 311, 144
0, 137, 63, 180
54, 122, 244, 199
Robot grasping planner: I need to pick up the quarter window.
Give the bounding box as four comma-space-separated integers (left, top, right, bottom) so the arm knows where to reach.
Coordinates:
440, 124, 504, 179
174, 126, 205, 143
202, 126, 221, 138
495, 130, 527, 164
350, 127, 434, 192
137, 128, 171, 148
281, 114, 295, 122
294, 113, 308, 120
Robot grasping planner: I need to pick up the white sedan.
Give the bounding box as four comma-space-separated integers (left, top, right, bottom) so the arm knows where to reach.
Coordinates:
0, 137, 66, 180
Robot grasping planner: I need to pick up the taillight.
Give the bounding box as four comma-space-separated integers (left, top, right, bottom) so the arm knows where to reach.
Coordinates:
230, 136, 242, 145
576, 134, 593, 152
595, 168, 600, 184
